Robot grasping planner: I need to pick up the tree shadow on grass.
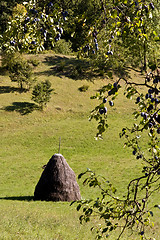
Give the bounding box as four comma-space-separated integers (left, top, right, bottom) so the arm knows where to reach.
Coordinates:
37, 55, 95, 81
0, 86, 28, 94
0, 66, 8, 76
42, 55, 70, 66
0, 196, 34, 201
3, 102, 39, 115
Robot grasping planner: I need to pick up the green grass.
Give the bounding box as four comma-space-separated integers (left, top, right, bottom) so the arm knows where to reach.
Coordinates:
0, 53, 160, 240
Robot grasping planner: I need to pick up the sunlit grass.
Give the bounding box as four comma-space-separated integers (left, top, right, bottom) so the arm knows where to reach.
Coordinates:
0, 53, 159, 240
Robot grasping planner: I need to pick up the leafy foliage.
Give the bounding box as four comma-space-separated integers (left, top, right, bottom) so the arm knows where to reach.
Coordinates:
75, 69, 160, 239
27, 58, 40, 66
32, 80, 53, 110
77, 0, 160, 74
73, 168, 160, 240
2, 52, 35, 90
53, 39, 72, 55
71, 2, 160, 238
89, 82, 121, 138
0, 0, 67, 53
0, 0, 24, 35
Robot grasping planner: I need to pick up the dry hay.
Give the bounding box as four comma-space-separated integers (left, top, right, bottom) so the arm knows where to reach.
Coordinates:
34, 154, 81, 201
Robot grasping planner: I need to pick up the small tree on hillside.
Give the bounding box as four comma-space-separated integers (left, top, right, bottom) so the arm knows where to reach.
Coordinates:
9, 56, 35, 91
31, 80, 53, 110
2, 51, 35, 91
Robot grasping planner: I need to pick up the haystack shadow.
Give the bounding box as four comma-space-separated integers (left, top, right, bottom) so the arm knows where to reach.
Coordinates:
0, 196, 34, 201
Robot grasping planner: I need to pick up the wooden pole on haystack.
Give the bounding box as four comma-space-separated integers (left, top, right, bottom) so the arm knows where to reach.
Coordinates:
58, 137, 61, 154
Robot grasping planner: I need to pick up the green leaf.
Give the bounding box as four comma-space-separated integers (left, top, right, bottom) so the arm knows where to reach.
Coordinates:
104, 214, 110, 219
109, 226, 114, 231
79, 215, 84, 223
153, 31, 157, 36
116, 31, 121, 36
116, 22, 121, 27
149, 211, 153, 217
112, 187, 117, 194
77, 204, 82, 211
154, 36, 160, 41
78, 172, 86, 179
154, 204, 160, 209
85, 208, 93, 215
99, 207, 103, 212
111, 10, 117, 18
107, 72, 113, 78
102, 227, 108, 233
70, 200, 76, 206
107, 222, 112, 226
85, 217, 90, 222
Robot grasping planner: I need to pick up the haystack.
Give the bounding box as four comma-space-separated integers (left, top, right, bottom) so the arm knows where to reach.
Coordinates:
34, 154, 81, 201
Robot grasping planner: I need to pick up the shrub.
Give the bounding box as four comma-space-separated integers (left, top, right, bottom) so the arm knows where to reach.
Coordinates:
78, 85, 89, 92
54, 39, 73, 55
31, 80, 53, 110
28, 58, 40, 67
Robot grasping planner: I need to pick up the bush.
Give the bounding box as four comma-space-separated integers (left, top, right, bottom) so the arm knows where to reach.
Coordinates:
54, 39, 73, 55
28, 58, 40, 67
78, 85, 89, 92
32, 80, 53, 110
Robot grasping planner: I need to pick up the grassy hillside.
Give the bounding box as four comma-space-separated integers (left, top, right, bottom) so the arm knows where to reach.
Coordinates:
0, 53, 159, 240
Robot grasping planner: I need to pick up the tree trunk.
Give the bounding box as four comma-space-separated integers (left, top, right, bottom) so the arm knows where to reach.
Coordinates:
20, 81, 23, 92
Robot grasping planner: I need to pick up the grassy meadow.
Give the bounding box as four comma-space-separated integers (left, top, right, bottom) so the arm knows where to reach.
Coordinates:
0, 53, 160, 240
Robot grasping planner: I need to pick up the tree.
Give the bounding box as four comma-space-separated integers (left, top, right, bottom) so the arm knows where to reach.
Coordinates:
32, 80, 53, 110
76, 0, 160, 73
71, 1, 160, 239
0, 0, 24, 35
0, 0, 105, 53
73, 69, 160, 239
0, 0, 70, 53
2, 52, 35, 90
61, 0, 102, 51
